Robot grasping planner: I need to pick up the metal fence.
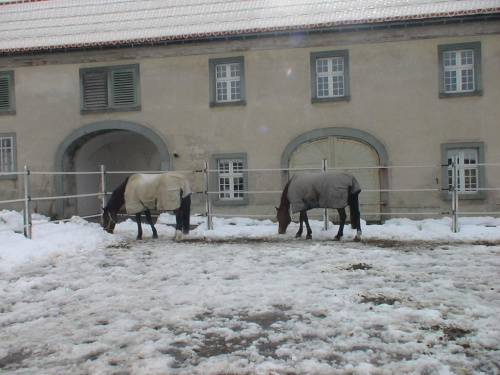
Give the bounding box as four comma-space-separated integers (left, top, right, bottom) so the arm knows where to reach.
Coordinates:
1, 160, 499, 239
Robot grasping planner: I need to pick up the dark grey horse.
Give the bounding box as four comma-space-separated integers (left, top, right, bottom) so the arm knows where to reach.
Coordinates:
276, 172, 362, 241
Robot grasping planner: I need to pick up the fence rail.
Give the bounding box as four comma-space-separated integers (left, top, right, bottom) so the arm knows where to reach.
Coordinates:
0, 161, 498, 238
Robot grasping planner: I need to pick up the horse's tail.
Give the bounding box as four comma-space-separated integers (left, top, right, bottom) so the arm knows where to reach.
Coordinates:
180, 193, 191, 234
348, 190, 361, 230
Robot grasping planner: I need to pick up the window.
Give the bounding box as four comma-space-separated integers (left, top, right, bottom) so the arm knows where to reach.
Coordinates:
438, 42, 482, 98
80, 64, 140, 112
210, 153, 248, 205
310, 50, 350, 103
209, 57, 246, 106
441, 142, 485, 200
0, 134, 16, 179
0, 71, 15, 115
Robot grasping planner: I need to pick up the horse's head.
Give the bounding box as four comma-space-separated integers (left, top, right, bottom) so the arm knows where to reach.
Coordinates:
102, 207, 118, 234
276, 205, 291, 234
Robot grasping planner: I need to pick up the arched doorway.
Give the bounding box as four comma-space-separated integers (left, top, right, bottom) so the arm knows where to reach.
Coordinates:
281, 128, 388, 222
54, 121, 170, 219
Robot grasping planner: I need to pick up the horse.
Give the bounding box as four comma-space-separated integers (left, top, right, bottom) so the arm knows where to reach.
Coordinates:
276, 171, 362, 241
102, 172, 191, 241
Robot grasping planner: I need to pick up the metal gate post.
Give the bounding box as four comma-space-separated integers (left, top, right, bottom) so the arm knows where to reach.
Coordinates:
322, 159, 329, 231
23, 165, 32, 239
100, 165, 107, 225
451, 156, 459, 233
204, 161, 213, 230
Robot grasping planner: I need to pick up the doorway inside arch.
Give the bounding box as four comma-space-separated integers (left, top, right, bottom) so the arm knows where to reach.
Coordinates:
289, 136, 381, 221
64, 130, 161, 218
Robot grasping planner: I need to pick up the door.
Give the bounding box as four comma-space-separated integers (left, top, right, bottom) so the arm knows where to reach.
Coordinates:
289, 136, 381, 221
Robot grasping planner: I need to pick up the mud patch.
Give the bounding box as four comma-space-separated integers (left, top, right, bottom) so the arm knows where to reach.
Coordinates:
0, 349, 31, 370
360, 294, 399, 306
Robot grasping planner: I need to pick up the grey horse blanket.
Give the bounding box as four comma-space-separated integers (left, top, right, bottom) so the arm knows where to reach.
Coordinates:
124, 172, 191, 214
287, 172, 361, 213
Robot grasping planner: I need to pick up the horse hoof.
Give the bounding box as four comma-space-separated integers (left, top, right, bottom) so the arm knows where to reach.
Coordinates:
295, 234, 302, 238
333, 237, 341, 241
306, 235, 312, 240
136, 236, 142, 241
353, 237, 361, 242
173, 230, 183, 242
153, 235, 158, 239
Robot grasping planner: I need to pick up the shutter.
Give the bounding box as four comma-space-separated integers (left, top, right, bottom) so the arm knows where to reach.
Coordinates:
110, 69, 137, 108
82, 70, 107, 110
0, 75, 11, 111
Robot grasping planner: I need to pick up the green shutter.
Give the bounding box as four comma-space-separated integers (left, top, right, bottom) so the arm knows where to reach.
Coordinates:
82, 70, 108, 110
110, 68, 137, 108
0, 74, 12, 112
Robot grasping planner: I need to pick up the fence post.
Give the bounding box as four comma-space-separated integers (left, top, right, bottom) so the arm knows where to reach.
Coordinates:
451, 156, 459, 233
204, 161, 213, 230
100, 165, 107, 225
322, 159, 329, 231
23, 165, 32, 239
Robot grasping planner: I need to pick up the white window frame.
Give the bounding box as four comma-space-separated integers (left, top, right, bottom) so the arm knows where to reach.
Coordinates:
438, 42, 482, 98
210, 153, 248, 205
218, 159, 244, 200
310, 50, 350, 103
209, 57, 246, 107
316, 57, 345, 98
443, 49, 475, 94
216, 63, 241, 103
447, 149, 479, 194
441, 142, 485, 200
0, 133, 16, 179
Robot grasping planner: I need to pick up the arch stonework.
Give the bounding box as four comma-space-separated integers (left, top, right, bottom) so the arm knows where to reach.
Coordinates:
54, 120, 170, 218
280, 127, 388, 168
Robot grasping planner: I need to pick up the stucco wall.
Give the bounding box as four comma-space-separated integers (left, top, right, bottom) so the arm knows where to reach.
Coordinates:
0, 20, 499, 219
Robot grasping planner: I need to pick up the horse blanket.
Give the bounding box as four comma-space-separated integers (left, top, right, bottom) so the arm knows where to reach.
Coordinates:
124, 172, 191, 214
287, 172, 361, 213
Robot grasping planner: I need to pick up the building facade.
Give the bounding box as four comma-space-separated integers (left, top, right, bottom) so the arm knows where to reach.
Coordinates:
0, 1, 499, 222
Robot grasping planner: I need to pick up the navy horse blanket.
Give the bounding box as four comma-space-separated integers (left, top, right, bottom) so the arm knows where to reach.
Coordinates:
287, 172, 361, 213
124, 172, 191, 214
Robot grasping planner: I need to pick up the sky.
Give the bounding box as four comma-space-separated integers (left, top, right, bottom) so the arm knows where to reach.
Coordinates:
0, 210, 499, 374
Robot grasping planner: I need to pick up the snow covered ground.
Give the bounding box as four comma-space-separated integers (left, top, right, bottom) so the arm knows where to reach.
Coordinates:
0, 210, 499, 374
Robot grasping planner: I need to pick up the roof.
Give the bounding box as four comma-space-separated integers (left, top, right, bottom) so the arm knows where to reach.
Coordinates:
1, 0, 499, 53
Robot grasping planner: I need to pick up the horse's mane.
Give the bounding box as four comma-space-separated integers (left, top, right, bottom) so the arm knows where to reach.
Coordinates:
280, 177, 293, 208
105, 177, 129, 212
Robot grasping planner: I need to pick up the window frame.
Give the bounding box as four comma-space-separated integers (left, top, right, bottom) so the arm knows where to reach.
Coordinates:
438, 42, 482, 98
310, 50, 350, 103
0, 70, 16, 115
210, 153, 248, 205
0, 133, 17, 180
209, 57, 246, 107
80, 64, 141, 113
441, 142, 485, 200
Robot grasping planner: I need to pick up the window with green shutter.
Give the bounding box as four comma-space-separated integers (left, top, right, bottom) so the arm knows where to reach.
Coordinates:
0, 71, 15, 115
80, 64, 140, 113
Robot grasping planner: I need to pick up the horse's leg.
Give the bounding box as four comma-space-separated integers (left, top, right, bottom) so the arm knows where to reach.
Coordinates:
145, 209, 158, 239
349, 192, 362, 242
173, 209, 183, 242
135, 213, 143, 240
295, 211, 304, 238
303, 211, 312, 240
334, 208, 347, 241
181, 195, 191, 235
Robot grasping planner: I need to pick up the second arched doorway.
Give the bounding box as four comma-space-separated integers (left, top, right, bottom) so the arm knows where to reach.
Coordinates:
281, 127, 388, 222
